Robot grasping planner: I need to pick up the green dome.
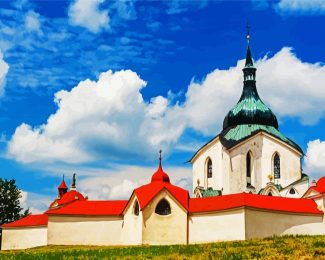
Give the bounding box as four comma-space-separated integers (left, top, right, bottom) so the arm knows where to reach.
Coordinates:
223, 43, 278, 130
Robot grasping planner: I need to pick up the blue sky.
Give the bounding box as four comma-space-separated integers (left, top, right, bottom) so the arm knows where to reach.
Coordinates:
0, 0, 325, 212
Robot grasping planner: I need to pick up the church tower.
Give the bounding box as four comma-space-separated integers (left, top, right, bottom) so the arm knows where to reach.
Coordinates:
191, 29, 308, 198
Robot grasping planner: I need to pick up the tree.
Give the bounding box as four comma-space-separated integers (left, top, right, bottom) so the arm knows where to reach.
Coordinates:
0, 178, 30, 225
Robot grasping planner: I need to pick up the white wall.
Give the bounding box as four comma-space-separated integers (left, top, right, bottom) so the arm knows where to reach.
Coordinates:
192, 132, 303, 196
121, 195, 143, 245
245, 208, 323, 239
2, 227, 47, 250
48, 215, 123, 246
261, 135, 301, 188
141, 190, 188, 245
192, 138, 223, 193
189, 208, 245, 243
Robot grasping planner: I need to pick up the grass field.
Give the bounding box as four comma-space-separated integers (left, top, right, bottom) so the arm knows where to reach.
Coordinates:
0, 235, 325, 259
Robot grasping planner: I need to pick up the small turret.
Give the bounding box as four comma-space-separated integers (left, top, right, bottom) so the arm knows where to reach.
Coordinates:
58, 175, 68, 198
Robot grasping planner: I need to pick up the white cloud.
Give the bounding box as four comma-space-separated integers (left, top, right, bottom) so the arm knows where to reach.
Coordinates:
68, 0, 110, 33
8, 70, 186, 164
0, 52, 9, 96
76, 165, 192, 200
25, 10, 42, 33
180, 47, 325, 134
275, 0, 325, 15
19, 190, 52, 214
7, 48, 325, 164
305, 139, 325, 179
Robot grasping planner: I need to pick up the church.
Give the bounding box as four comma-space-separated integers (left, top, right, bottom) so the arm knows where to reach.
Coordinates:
2, 33, 325, 250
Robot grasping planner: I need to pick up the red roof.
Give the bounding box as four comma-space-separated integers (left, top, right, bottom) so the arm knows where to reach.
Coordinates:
189, 192, 323, 215
46, 200, 128, 216
58, 179, 68, 189
313, 177, 325, 194
1, 214, 48, 228
56, 190, 85, 206
134, 163, 189, 211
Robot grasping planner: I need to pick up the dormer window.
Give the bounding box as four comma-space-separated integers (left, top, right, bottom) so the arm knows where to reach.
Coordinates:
133, 200, 139, 216
155, 198, 171, 215
207, 158, 212, 178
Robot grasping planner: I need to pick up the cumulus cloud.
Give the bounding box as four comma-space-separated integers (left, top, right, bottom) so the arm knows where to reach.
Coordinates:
275, 0, 325, 15
8, 70, 185, 163
68, 0, 110, 33
305, 139, 325, 178
181, 47, 325, 135
25, 10, 42, 33
76, 165, 192, 200
7, 48, 325, 164
0, 52, 9, 96
20, 190, 52, 214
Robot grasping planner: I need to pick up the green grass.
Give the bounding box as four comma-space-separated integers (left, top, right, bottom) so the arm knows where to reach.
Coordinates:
0, 235, 325, 259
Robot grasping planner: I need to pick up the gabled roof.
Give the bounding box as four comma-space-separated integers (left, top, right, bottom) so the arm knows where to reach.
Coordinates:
190, 124, 303, 163
134, 182, 189, 211
46, 200, 128, 216
1, 214, 48, 228
220, 124, 303, 154
132, 160, 189, 211
189, 192, 322, 215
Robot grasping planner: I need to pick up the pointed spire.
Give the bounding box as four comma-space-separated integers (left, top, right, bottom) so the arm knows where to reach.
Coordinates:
245, 23, 254, 68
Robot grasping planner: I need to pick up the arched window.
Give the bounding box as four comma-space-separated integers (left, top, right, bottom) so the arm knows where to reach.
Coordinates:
207, 158, 212, 179
155, 198, 171, 215
289, 188, 296, 195
133, 200, 139, 216
246, 152, 252, 186
273, 153, 280, 179
268, 192, 273, 196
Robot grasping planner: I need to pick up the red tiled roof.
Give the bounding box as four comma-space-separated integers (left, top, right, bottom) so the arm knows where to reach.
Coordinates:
189, 192, 323, 215
1, 214, 48, 228
46, 200, 128, 216
314, 177, 325, 194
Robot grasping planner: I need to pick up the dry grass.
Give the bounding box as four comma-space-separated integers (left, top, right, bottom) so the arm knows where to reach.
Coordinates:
0, 235, 325, 259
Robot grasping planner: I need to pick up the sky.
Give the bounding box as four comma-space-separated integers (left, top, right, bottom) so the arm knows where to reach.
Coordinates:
0, 0, 325, 213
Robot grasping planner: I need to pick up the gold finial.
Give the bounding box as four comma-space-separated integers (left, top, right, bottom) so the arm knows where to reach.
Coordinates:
197, 179, 200, 187
267, 174, 273, 182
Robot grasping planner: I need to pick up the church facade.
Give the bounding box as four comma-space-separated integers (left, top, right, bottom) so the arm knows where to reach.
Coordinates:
2, 34, 325, 250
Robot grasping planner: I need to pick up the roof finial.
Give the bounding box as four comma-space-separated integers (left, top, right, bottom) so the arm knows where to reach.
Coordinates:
71, 173, 76, 190
159, 149, 162, 166
246, 22, 250, 43
63, 174, 65, 181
